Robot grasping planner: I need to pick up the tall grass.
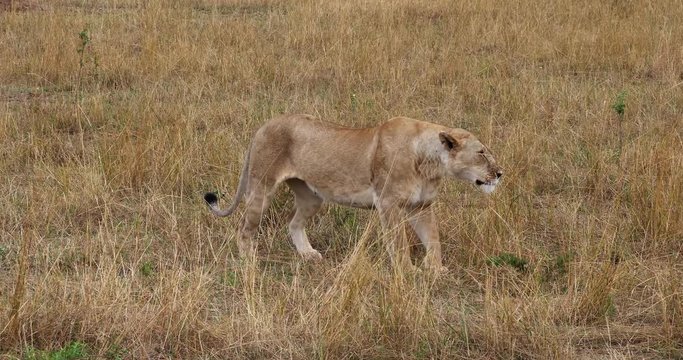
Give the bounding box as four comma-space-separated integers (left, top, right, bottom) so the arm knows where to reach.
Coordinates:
1, 0, 682, 358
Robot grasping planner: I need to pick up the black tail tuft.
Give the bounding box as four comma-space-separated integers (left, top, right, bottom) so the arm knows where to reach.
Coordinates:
204, 192, 218, 205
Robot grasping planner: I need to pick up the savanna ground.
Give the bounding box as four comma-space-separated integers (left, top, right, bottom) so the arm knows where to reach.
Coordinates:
1, 0, 682, 358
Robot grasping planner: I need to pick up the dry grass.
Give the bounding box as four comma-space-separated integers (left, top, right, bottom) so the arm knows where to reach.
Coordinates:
1, 0, 682, 358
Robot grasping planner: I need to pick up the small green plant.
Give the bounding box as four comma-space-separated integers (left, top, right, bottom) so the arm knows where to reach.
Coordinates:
552, 251, 574, 276
606, 294, 617, 318
77, 28, 91, 69
105, 344, 127, 360
222, 270, 238, 287
24, 347, 38, 360
140, 261, 155, 277
0, 244, 8, 262
611, 90, 627, 163
348, 92, 375, 113
486, 252, 529, 272
611, 90, 627, 117
24, 341, 88, 360
350, 93, 359, 111
332, 206, 358, 230
76, 25, 99, 90
415, 339, 433, 359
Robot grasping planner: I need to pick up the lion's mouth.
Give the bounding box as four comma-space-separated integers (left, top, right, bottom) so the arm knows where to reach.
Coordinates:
475, 178, 498, 194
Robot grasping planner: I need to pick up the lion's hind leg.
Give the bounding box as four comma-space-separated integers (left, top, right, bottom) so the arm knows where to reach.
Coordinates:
238, 180, 279, 259
286, 178, 323, 261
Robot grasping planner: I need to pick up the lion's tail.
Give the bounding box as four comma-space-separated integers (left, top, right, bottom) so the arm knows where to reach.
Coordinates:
204, 143, 252, 217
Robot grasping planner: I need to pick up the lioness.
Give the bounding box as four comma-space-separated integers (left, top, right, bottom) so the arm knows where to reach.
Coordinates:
204, 114, 502, 271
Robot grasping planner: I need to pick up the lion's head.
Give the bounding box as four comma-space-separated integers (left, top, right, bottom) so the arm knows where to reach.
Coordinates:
438, 130, 503, 194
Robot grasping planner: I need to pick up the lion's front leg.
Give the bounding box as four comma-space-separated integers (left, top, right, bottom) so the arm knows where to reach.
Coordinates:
408, 206, 448, 273
376, 202, 416, 272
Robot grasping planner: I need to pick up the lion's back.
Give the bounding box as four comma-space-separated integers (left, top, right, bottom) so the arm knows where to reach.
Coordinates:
252, 114, 378, 190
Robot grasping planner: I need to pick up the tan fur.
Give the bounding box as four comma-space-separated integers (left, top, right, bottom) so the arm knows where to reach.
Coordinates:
204, 114, 502, 271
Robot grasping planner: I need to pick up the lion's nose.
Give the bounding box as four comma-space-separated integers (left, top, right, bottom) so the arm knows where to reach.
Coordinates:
496, 171, 503, 179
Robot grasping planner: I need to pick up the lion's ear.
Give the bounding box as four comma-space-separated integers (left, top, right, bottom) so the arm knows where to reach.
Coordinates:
439, 132, 458, 151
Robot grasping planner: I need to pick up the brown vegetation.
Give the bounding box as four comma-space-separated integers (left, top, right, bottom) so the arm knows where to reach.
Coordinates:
1, 0, 682, 358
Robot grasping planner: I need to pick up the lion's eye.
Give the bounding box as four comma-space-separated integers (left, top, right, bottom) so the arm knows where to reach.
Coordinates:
477, 150, 485, 155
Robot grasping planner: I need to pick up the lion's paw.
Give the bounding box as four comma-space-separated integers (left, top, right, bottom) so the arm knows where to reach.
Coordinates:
300, 250, 323, 261
424, 264, 449, 274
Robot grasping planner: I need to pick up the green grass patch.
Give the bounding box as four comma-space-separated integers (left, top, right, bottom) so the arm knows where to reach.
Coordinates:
24, 341, 88, 360
486, 252, 529, 272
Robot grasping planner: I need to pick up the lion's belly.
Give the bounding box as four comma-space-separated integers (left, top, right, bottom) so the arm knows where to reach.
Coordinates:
307, 183, 376, 208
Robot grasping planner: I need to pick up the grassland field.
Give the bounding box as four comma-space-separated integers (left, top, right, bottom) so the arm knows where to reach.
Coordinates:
1, 0, 682, 358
